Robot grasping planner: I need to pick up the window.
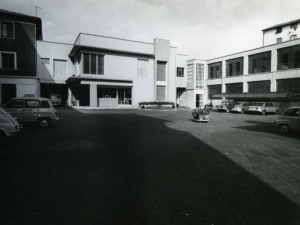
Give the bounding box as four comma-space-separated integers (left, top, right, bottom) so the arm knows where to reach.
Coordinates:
53, 59, 67, 77
208, 62, 222, 79
226, 57, 243, 77
177, 67, 184, 77
137, 59, 148, 77
7, 99, 23, 108
284, 108, 300, 117
290, 35, 297, 40
207, 85, 221, 100
156, 86, 166, 101
265, 103, 273, 107
248, 80, 270, 93
187, 64, 193, 86
41, 58, 50, 64
196, 63, 204, 88
1, 22, 14, 38
41, 101, 50, 108
0, 52, 16, 69
157, 61, 166, 81
277, 78, 300, 94
25, 100, 40, 108
226, 83, 243, 94
277, 38, 282, 44
291, 23, 297, 30
275, 27, 282, 34
83, 53, 104, 75
277, 45, 300, 70
248, 51, 271, 74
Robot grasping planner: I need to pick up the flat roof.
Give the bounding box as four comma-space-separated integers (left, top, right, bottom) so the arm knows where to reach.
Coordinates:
262, 18, 300, 31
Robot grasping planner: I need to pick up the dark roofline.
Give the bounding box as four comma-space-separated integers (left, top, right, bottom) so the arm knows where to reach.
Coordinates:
262, 18, 300, 31
0, 8, 38, 19
74, 32, 154, 45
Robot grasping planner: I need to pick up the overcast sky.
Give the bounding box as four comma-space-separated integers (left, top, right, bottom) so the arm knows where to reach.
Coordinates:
1, 0, 300, 60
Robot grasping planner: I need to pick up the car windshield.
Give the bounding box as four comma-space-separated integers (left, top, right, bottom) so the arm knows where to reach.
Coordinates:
250, 103, 263, 106
234, 103, 242, 107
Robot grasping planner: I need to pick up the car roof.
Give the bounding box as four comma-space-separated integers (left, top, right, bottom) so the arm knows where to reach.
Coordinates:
10, 97, 49, 101
49, 94, 61, 96
286, 106, 300, 110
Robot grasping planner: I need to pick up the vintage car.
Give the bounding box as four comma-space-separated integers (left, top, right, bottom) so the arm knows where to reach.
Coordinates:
4, 97, 60, 128
248, 102, 279, 115
231, 102, 250, 114
274, 107, 300, 134
0, 107, 21, 137
49, 94, 63, 106
215, 100, 235, 113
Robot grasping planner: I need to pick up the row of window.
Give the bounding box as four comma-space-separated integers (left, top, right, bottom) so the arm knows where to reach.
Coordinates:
207, 78, 300, 99
208, 44, 300, 79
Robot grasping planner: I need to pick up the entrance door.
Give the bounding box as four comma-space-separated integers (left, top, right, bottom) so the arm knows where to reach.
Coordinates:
2, 84, 16, 104
5, 99, 24, 121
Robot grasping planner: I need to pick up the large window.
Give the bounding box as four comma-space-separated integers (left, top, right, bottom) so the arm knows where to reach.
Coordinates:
208, 62, 222, 79
277, 45, 300, 70
196, 63, 204, 88
53, 59, 67, 77
277, 78, 300, 94
0, 52, 16, 69
226, 83, 243, 94
248, 51, 271, 74
187, 64, 193, 84
157, 61, 166, 81
137, 59, 148, 77
97, 87, 131, 105
207, 85, 221, 100
248, 80, 270, 93
1, 21, 14, 38
83, 53, 104, 75
177, 67, 184, 77
226, 57, 243, 77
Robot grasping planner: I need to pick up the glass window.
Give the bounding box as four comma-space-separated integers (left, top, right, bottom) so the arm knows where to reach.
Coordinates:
53, 59, 67, 77
83, 53, 90, 74
278, 45, 300, 70
277, 38, 282, 44
1, 53, 15, 69
25, 100, 40, 108
248, 51, 271, 74
208, 62, 222, 79
177, 67, 184, 77
157, 61, 167, 81
41, 101, 50, 108
1, 22, 14, 38
226, 57, 243, 77
207, 85, 222, 100
91, 54, 97, 74
277, 78, 300, 94
248, 80, 270, 93
284, 109, 300, 117
226, 83, 243, 94
83, 54, 104, 75
276, 27, 282, 34
7, 99, 23, 108
196, 63, 204, 88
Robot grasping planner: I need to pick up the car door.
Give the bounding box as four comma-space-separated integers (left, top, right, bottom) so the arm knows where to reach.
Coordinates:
284, 108, 300, 131
265, 103, 272, 113
5, 99, 24, 121
23, 99, 40, 121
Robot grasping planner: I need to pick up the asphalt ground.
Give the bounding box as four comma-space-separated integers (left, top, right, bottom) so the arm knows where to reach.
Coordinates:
1, 108, 300, 225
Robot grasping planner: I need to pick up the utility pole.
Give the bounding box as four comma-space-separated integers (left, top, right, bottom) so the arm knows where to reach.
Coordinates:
30, 4, 42, 96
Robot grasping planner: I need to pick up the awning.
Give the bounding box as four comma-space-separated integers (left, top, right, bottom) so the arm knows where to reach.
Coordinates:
65, 76, 133, 87
212, 93, 300, 102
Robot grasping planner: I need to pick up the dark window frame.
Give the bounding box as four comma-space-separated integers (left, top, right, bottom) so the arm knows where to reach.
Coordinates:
83, 53, 104, 75
248, 51, 271, 74
177, 67, 184, 77
208, 62, 222, 79
1, 21, 14, 38
275, 27, 282, 34
1, 52, 16, 69
226, 57, 243, 77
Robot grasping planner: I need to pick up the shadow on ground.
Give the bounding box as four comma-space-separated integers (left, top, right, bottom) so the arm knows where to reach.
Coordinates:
1, 108, 300, 225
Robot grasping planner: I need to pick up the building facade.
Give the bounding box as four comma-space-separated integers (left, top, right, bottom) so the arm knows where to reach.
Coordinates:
0, 9, 42, 104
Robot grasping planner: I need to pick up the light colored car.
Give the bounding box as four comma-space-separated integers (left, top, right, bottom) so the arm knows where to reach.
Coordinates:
215, 100, 235, 113
0, 107, 21, 137
231, 102, 250, 114
4, 97, 60, 128
274, 107, 300, 134
248, 102, 279, 115
49, 94, 62, 106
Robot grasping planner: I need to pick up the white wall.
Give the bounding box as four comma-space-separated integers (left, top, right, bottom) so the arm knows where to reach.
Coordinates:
176, 54, 187, 88
37, 41, 75, 84
264, 22, 300, 46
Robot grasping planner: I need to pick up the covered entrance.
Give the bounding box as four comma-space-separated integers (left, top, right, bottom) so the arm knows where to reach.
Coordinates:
1, 84, 16, 104
40, 83, 69, 106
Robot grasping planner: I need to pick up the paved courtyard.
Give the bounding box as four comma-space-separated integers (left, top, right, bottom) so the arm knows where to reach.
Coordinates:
1, 108, 300, 225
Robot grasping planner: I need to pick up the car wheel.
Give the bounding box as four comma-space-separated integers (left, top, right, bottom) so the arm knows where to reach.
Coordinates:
279, 124, 290, 134
226, 109, 230, 113
275, 109, 279, 115
38, 118, 51, 128
241, 109, 245, 114
261, 110, 266, 115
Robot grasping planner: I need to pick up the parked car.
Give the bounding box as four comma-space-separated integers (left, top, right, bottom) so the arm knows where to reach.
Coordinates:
49, 94, 62, 106
274, 107, 300, 134
0, 107, 21, 137
248, 102, 279, 115
231, 102, 250, 114
215, 100, 235, 113
3, 97, 60, 128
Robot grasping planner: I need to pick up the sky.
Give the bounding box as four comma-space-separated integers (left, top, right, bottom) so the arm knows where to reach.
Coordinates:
1, 0, 300, 60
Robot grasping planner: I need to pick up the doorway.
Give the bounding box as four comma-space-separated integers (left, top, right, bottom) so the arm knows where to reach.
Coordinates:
2, 84, 16, 104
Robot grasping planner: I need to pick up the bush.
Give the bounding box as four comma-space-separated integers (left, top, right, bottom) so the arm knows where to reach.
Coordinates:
192, 106, 210, 119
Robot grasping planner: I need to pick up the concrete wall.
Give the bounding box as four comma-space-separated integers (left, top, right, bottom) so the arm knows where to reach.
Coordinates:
168, 47, 177, 103
264, 22, 300, 46
76, 33, 154, 55
37, 41, 75, 84
176, 54, 187, 88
